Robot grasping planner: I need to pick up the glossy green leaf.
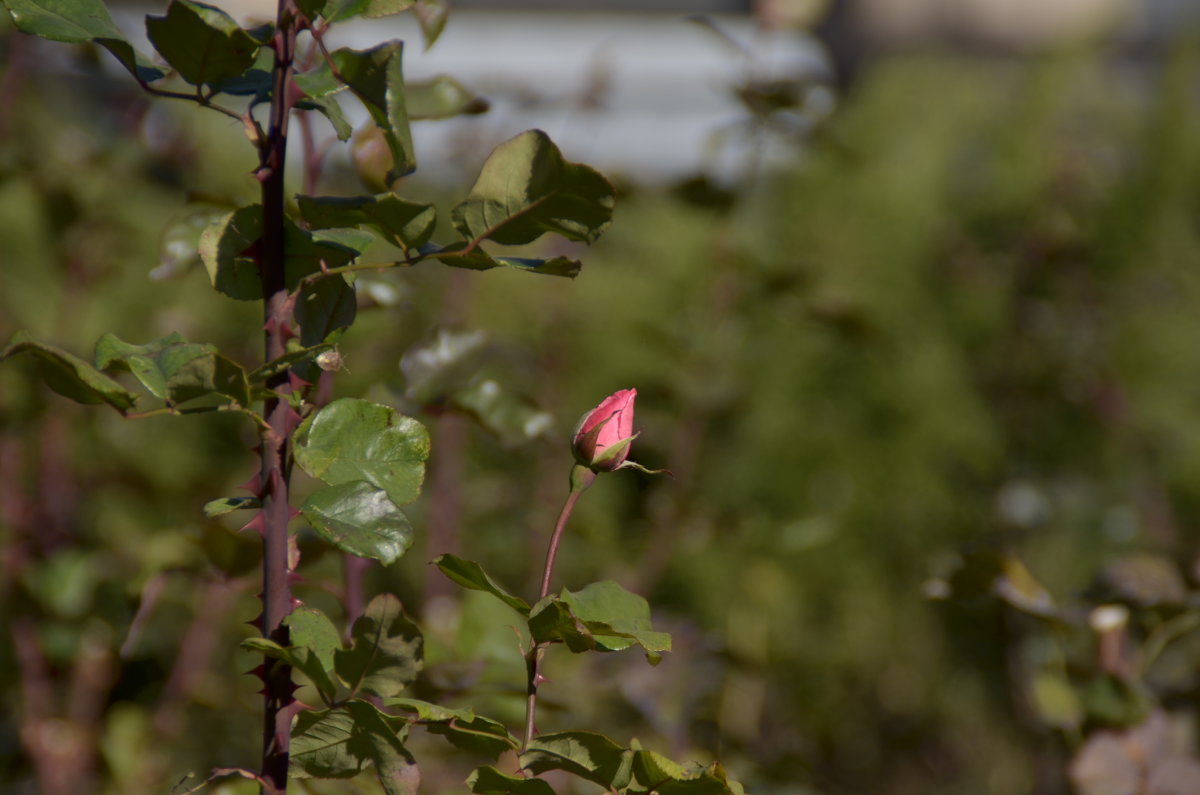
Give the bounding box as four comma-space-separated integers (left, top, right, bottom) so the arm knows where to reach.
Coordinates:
297, 194, 437, 252
1, 0, 166, 81
387, 698, 519, 757
291, 700, 412, 789
301, 481, 415, 565
529, 581, 671, 658
335, 594, 422, 699
451, 129, 614, 247
432, 555, 530, 615
199, 205, 363, 301
467, 766, 556, 795
1, 331, 137, 411
202, 496, 260, 517
520, 731, 633, 791
435, 245, 582, 279
294, 398, 430, 508
146, 0, 259, 86
331, 42, 415, 181
407, 76, 487, 120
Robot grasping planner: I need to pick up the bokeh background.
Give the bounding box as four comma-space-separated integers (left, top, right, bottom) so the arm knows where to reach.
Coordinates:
4, 0, 1200, 793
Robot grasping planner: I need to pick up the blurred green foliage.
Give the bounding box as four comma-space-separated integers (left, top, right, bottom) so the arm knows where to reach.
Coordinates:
4, 16, 1200, 795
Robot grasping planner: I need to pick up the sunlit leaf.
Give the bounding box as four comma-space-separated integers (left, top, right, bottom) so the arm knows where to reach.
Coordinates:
450, 129, 613, 246
297, 193, 436, 252
294, 398, 430, 508
301, 481, 415, 565
1, 0, 166, 81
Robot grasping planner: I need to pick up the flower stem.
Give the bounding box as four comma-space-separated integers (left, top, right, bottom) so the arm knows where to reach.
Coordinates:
523, 465, 595, 752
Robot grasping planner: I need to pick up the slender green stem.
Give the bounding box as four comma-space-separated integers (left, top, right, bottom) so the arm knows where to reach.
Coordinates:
523, 465, 595, 752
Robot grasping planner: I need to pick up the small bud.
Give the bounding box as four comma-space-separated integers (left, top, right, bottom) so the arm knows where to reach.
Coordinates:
571, 389, 637, 472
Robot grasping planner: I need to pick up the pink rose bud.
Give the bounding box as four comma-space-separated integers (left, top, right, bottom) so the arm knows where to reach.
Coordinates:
571, 388, 637, 472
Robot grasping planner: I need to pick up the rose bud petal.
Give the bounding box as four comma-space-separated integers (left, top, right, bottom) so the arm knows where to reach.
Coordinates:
571, 388, 637, 472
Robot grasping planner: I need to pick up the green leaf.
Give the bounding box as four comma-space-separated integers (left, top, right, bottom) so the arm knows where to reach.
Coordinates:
290, 700, 413, 787
407, 76, 487, 120
285, 607, 344, 699
202, 496, 260, 517
387, 698, 519, 757
296, 275, 357, 349
294, 62, 354, 140
467, 766, 557, 795
300, 0, 414, 23
1, 0, 166, 81
331, 42, 415, 181
1, 331, 138, 411
297, 194, 437, 252
432, 555, 530, 615
528, 581, 671, 660
435, 246, 582, 279
334, 594, 422, 699
630, 749, 745, 795
301, 481, 415, 565
286, 607, 342, 673
94, 332, 249, 406
146, 0, 259, 86
520, 731, 634, 792
199, 205, 363, 301
450, 129, 614, 247
294, 397, 430, 508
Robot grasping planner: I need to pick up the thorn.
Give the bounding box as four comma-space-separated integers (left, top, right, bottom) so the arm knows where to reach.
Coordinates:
534, 673, 548, 686
238, 473, 264, 497
246, 613, 263, 631
246, 664, 267, 680
253, 166, 272, 184
239, 513, 266, 535
287, 506, 303, 521
287, 371, 311, 392
281, 403, 304, 435
264, 315, 278, 335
